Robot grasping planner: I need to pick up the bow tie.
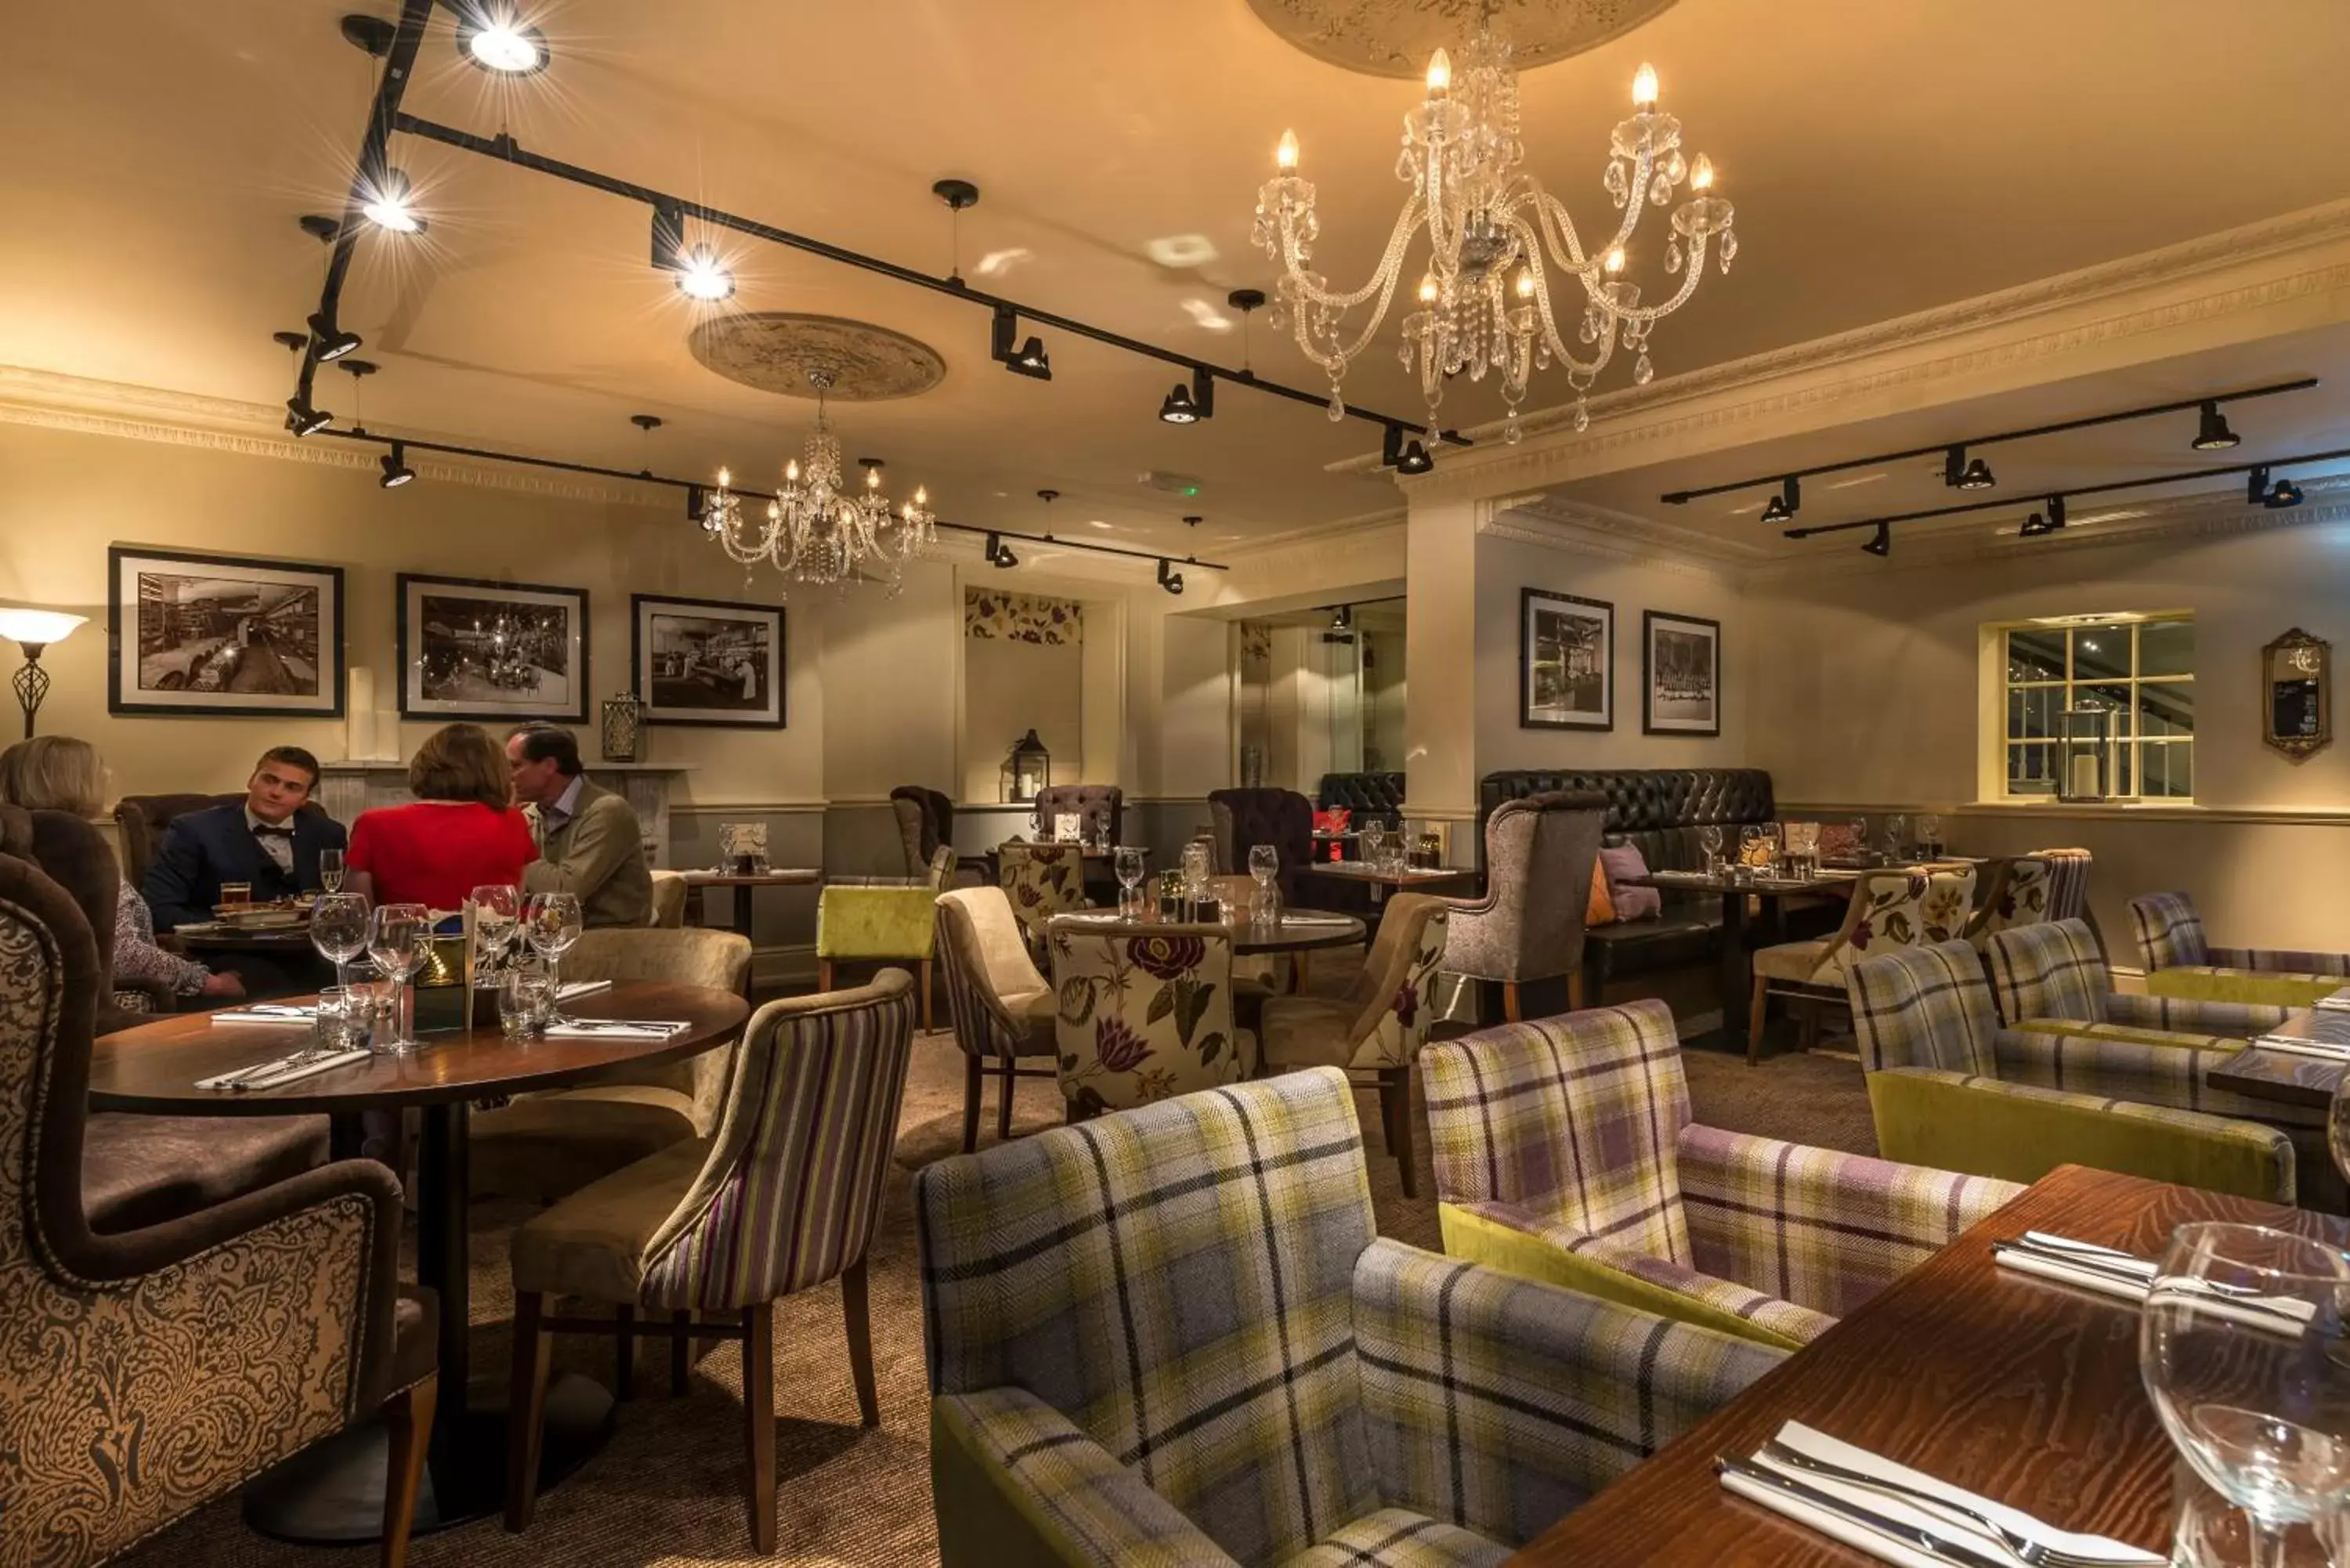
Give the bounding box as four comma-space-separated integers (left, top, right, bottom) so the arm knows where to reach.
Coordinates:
253, 825, 294, 840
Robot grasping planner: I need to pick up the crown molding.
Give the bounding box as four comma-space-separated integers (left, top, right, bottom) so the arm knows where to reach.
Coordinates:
1483, 495, 1767, 581
1218, 504, 1408, 561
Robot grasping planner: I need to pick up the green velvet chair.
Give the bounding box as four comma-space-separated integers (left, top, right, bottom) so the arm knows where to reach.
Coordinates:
2129, 891, 2350, 1008
817, 880, 942, 1030
1846, 939, 2298, 1201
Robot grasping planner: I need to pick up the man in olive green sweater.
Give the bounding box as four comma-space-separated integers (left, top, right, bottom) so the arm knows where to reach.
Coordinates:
506, 724, 653, 928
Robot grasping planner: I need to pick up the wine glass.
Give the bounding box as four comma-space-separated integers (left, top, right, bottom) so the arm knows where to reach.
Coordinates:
1846, 816, 1869, 864
318, 847, 345, 894
1249, 844, 1281, 923
310, 891, 371, 997
1361, 821, 1387, 869
365, 902, 431, 1055
1884, 813, 1909, 861
1697, 823, 1724, 874
2141, 1222, 2350, 1563
1737, 825, 1761, 866
470, 883, 520, 977
1917, 813, 1943, 858
525, 891, 584, 1021
1112, 847, 1146, 917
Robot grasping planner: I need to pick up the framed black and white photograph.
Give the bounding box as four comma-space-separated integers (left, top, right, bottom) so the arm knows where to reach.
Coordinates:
1520, 587, 1613, 731
107, 545, 345, 718
631, 593, 785, 728
1643, 610, 1722, 736
396, 573, 588, 723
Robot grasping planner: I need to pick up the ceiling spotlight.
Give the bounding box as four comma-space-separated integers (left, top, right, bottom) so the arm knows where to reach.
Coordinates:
285, 397, 331, 438
991, 306, 1052, 381
675, 244, 734, 301
2018, 495, 2067, 537
359, 168, 425, 234
1159, 368, 1214, 425
1157, 558, 1185, 595
307, 311, 361, 362
1331, 603, 1353, 631
1759, 475, 1801, 524
985, 532, 1018, 569
454, 2, 549, 74
1379, 422, 1435, 474
2192, 400, 2240, 452
1860, 521, 1891, 557
379, 440, 415, 489
2245, 466, 2303, 508
1943, 445, 1996, 490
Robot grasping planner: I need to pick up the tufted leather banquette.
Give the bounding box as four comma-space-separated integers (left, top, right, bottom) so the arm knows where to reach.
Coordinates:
1314, 771, 1405, 827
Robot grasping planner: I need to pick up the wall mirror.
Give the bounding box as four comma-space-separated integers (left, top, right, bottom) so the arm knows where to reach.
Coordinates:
2262, 627, 2331, 761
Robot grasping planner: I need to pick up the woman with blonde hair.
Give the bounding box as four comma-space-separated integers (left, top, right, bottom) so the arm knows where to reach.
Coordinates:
0, 735, 243, 999
346, 722, 537, 909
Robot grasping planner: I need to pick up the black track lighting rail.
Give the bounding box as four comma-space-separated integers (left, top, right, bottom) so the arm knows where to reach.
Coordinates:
1782, 442, 2350, 541
313, 425, 1231, 571
1657, 379, 2319, 506
381, 112, 1473, 452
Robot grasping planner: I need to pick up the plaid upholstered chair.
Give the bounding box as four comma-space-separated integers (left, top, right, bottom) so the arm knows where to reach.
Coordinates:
916, 1066, 1787, 1566
2130, 891, 2350, 1008
1260, 892, 1450, 1196
1846, 940, 2300, 1201
505, 970, 919, 1552
1421, 999, 2019, 1350
1986, 919, 2289, 1046
1442, 789, 1607, 1023
936, 886, 1061, 1150
1047, 917, 1255, 1115
0, 851, 437, 1568
1747, 865, 1976, 1065
998, 841, 1089, 961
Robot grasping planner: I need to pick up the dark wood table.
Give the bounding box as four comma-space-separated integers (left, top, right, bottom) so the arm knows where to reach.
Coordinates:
2205, 991, 2350, 1111
90, 981, 750, 1542
1623, 868, 1856, 1047
1057, 908, 1368, 956
1509, 1164, 2347, 1565
1303, 862, 1480, 910
173, 924, 316, 953
682, 867, 819, 943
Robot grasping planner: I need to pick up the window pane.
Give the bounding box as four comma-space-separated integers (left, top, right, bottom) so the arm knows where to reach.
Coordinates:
2140, 620, 2194, 678
2140, 742, 2193, 798
2008, 685, 2062, 740
2071, 624, 2131, 681
2139, 681, 2194, 737
2111, 741, 2134, 797
2007, 629, 2066, 684
2077, 684, 2134, 737
2008, 743, 2056, 795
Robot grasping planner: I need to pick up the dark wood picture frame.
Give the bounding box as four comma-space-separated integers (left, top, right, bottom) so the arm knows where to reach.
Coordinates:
1641, 609, 1723, 737
1519, 586, 1614, 731
107, 544, 346, 720
395, 571, 590, 724
631, 592, 786, 728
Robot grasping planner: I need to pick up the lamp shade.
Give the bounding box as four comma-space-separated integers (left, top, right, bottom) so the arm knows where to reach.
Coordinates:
0, 609, 85, 647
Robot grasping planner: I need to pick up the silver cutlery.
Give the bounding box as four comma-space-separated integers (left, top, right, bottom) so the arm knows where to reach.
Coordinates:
1996, 1239, 2276, 1302
1757, 1440, 2147, 1568
2019, 1232, 2153, 1273
1719, 1456, 2015, 1568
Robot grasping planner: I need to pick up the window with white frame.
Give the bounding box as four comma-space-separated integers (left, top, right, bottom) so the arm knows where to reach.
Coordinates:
1999, 613, 2194, 800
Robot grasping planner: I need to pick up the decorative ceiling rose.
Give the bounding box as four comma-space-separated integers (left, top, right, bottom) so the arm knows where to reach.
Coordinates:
1244, 0, 1679, 78
687, 313, 946, 401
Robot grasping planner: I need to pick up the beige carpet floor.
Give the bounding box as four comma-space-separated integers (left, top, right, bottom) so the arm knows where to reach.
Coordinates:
126, 998, 1873, 1567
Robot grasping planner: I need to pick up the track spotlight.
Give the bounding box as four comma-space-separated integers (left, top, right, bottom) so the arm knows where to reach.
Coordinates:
648, 202, 733, 300
1391, 430, 1434, 475
2246, 467, 2301, 508
1159, 368, 1214, 425
359, 168, 425, 234
454, 2, 550, 74
378, 441, 415, 489
1943, 445, 1995, 490
2018, 495, 2067, 537
985, 532, 1018, 569
990, 306, 1051, 381
1860, 521, 1890, 557
1759, 475, 1801, 523
2193, 400, 2240, 452
1157, 558, 1185, 595
1331, 604, 1353, 631
307, 311, 361, 362
285, 397, 331, 437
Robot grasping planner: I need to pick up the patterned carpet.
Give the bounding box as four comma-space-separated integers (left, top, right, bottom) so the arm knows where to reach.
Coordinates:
126, 998, 1874, 1567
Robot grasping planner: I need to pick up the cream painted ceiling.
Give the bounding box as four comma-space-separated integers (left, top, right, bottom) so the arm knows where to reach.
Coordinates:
6, 0, 2350, 557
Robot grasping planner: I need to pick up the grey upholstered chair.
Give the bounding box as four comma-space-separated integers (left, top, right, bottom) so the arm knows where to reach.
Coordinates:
1031, 783, 1123, 847
1441, 790, 1608, 1022
1207, 786, 1314, 904
890, 786, 955, 879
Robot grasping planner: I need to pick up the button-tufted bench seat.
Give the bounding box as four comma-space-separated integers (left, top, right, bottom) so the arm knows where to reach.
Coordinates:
1315, 770, 1405, 827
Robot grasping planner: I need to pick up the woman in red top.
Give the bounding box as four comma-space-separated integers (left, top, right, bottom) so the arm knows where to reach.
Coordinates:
347, 723, 538, 910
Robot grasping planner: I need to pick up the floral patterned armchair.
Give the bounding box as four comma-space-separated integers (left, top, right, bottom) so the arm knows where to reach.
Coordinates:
1966, 855, 2052, 946
1047, 919, 1254, 1116
997, 842, 1088, 962
1746, 865, 1977, 1064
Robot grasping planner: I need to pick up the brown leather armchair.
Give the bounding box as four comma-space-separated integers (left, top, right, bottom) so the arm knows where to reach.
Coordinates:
0, 851, 436, 1568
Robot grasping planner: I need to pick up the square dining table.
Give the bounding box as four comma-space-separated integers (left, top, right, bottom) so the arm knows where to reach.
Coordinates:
1620, 866, 1859, 1046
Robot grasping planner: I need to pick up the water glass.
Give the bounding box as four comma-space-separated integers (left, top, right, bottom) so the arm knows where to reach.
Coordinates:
499, 972, 554, 1039
1248, 843, 1279, 899
1361, 821, 1387, 868
1180, 840, 1212, 901
365, 902, 432, 1054
318, 848, 345, 894
313, 985, 369, 1050
311, 891, 371, 993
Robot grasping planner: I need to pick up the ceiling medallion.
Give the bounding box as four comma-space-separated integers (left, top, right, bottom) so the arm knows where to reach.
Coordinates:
1252, 18, 1735, 444
1244, 0, 1679, 79
687, 313, 946, 401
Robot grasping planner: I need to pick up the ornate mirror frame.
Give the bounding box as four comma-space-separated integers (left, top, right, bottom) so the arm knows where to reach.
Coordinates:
2262, 627, 2332, 761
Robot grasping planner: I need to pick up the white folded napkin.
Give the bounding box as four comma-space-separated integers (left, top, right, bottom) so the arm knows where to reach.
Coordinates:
1280, 914, 1359, 926
2314, 992, 2350, 1013
196, 1048, 371, 1091
2252, 1034, 2350, 1060
1723, 1418, 2165, 1568
555, 980, 612, 1000
208, 1006, 318, 1028
1995, 1236, 2320, 1331
541, 1020, 689, 1042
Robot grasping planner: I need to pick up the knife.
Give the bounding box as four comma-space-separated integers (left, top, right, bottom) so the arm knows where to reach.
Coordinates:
1719, 1455, 2016, 1568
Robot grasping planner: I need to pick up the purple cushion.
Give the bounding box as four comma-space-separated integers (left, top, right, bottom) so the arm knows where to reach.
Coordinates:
1598, 844, 1661, 921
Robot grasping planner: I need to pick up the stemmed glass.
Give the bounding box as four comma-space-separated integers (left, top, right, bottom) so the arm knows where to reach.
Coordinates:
1847, 816, 1869, 864
2140, 1222, 2350, 1566
1917, 813, 1944, 858
1361, 821, 1387, 869
525, 891, 584, 1022
365, 902, 431, 1055
1698, 823, 1724, 874
310, 891, 371, 997
470, 883, 520, 977
1112, 847, 1146, 917
318, 848, 345, 894
1248, 844, 1281, 924
1884, 813, 1909, 861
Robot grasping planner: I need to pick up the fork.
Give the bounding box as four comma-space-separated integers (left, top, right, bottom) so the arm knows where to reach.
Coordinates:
1759, 1440, 2149, 1568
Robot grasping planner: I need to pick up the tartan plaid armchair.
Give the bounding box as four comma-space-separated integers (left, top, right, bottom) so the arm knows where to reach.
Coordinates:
1421, 999, 2019, 1352
916, 1067, 1784, 1567
1987, 919, 2288, 1044
2129, 891, 2350, 1009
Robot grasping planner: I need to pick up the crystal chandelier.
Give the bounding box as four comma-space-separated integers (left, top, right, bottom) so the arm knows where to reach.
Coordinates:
700, 368, 937, 591
1251, 23, 1737, 446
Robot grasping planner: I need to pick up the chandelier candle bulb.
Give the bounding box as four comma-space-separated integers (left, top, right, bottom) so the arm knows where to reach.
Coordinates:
1691, 154, 1715, 190
1425, 49, 1452, 94
1276, 130, 1299, 171
1632, 63, 1659, 106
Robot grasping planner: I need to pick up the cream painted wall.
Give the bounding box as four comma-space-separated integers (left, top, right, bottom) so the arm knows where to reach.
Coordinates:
819, 556, 958, 804
1362, 628, 1406, 773
960, 636, 1083, 802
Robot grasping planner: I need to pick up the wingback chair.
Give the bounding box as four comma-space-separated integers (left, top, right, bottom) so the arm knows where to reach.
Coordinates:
0, 852, 437, 1568
1047, 917, 1255, 1116
1748, 865, 1977, 1065
1965, 855, 2055, 946
648, 869, 689, 928
1441, 789, 1607, 1023
2129, 891, 2350, 1008
916, 1066, 1787, 1567
1986, 919, 2289, 1047
471, 927, 754, 1204
1030, 783, 1123, 847
9, 804, 172, 1029
113, 790, 334, 894
890, 785, 955, 876
505, 970, 919, 1553
1423, 999, 2020, 1350
935, 887, 1061, 1150
996, 841, 1088, 961
1260, 892, 1450, 1195
1206, 786, 1314, 903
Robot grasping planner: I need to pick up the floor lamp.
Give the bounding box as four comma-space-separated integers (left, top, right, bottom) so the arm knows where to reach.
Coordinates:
0, 609, 87, 739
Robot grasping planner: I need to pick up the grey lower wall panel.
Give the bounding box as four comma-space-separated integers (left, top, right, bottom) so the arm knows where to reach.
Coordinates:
671, 809, 820, 985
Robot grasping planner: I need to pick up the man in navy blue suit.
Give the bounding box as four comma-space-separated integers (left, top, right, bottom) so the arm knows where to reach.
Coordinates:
144, 746, 349, 930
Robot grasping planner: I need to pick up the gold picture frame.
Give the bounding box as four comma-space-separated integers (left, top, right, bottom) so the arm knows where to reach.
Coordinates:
2262, 627, 2331, 761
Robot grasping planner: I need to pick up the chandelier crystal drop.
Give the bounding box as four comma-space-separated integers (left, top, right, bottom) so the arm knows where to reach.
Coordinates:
1251, 24, 1736, 441
700, 369, 937, 592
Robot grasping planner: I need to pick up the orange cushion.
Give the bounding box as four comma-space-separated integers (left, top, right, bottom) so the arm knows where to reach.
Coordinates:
1587, 858, 1617, 928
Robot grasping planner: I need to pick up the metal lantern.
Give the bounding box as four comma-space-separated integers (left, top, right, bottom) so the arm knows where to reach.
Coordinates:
601, 692, 647, 762
1000, 728, 1050, 803
2057, 706, 2112, 802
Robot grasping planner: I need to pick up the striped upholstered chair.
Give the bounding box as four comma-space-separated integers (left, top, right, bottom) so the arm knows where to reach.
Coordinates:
935, 886, 1061, 1150
1422, 1000, 2018, 1351
504, 970, 918, 1552
916, 1066, 1785, 1566
2130, 891, 2350, 1009
1987, 919, 2288, 1046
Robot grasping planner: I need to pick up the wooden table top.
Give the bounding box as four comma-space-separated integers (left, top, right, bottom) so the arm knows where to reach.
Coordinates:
175, 927, 318, 952
679, 869, 821, 887
1303, 862, 1478, 887
1508, 1165, 2347, 1566
89, 981, 750, 1115
2205, 997, 2350, 1109
1627, 868, 1860, 895
1054, 909, 1368, 956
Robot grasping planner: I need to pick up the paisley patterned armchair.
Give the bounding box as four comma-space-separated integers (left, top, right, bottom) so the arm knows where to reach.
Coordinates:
1746, 865, 1977, 1064
996, 842, 1089, 962
1047, 919, 1255, 1116
0, 852, 436, 1568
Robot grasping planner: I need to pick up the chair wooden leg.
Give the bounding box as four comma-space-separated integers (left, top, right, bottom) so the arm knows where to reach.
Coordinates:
960, 1053, 983, 1154
614, 1304, 635, 1401
1379, 1068, 1416, 1199
841, 1256, 880, 1429
996, 1057, 1015, 1143
504, 1291, 551, 1532
1566, 970, 1586, 1011
919, 959, 934, 1032
743, 1301, 777, 1555
671, 1309, 692, 1396
1747, 975, 1770, 1067
378, 1373, 436, 1568
1503, 981, 1524, 1023
816, 959, 835, 993
1797, 998, 1822, 1053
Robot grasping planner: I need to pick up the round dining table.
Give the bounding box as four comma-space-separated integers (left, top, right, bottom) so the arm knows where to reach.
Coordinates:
1058, 907, 1368, 956
89, 981, 751, 1543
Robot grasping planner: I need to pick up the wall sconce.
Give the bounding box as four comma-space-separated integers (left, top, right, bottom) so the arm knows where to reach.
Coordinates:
0, 609, 87, 739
